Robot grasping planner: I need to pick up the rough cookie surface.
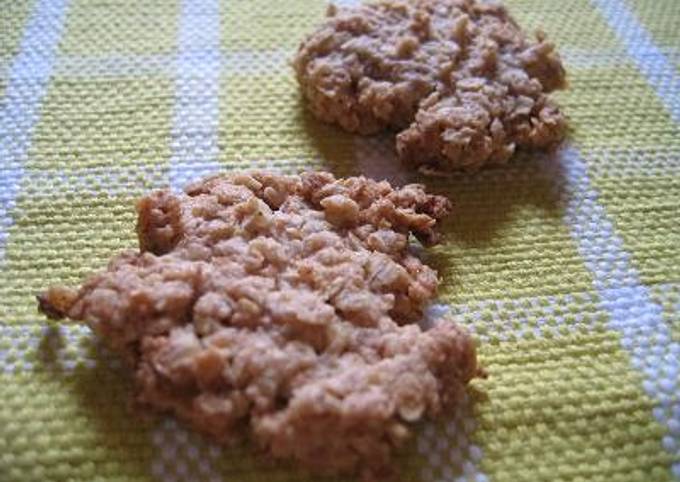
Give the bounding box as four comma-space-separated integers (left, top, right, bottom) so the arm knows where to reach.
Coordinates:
294, 0, 567, 171
38, 171, 482, 479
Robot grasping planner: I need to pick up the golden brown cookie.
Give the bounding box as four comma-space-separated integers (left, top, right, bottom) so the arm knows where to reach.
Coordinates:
294, 0, 567, 171
38, 171, 482, 479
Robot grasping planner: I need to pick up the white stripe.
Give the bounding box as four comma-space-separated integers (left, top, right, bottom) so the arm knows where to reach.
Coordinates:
446, 291, 602, 342
592, 0, 680, 123
332, 0, 364, 7
15, 166, 168, 197
48, 50, 290, 77
2, 47, 621, 78
168, 0, 223, 191
560, 146, 680, 478
223, 50, 289, 75
151, 418, 224, 482
561, 48, 629, 69
54, 54, 176, 77
0, 0, 71, 260
418, 391, 488, 482
0, 324, 120, 373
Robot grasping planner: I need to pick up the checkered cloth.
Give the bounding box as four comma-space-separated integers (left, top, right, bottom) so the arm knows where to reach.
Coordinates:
1, 0, 679, 480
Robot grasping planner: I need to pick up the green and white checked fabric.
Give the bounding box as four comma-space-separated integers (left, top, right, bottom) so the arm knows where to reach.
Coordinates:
1, 0, 679, 481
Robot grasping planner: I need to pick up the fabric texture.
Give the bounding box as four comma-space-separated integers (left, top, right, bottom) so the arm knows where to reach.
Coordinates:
0, 0, 679, 481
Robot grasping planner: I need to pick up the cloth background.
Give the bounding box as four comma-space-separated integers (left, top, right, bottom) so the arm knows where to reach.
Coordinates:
0, 0, 679, 481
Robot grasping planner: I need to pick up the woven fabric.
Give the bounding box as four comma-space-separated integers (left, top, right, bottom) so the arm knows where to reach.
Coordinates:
1, 0, 679, 481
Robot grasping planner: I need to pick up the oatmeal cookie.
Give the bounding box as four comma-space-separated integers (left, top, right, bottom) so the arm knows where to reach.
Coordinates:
38, 171, 482, 479
294, 0, 567, 171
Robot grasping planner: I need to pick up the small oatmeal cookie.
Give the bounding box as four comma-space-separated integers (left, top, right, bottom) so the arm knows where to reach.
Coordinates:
38, 171, 482, 479
294, 0, 567, 171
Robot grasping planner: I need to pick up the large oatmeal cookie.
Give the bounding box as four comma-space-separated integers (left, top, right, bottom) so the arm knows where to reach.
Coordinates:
38, 171, 482, 479
294, 0, 567, 171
